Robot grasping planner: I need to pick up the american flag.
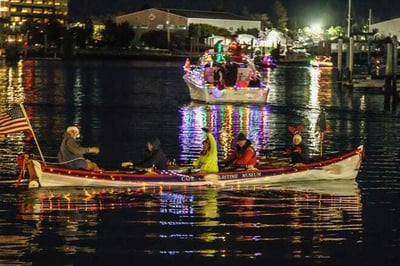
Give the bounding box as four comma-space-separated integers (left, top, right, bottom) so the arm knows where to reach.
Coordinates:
0, 104, 31, 135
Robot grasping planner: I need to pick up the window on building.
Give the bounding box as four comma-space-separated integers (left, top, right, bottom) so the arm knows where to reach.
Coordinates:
179, 25, 186, 30
140, 24, 148, 29
156, 24, 164, 29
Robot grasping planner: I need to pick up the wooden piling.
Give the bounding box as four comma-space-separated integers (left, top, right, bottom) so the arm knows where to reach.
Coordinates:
338, 38, 343, 82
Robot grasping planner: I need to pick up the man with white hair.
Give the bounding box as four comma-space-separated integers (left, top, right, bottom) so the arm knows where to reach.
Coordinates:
57, 126, 101, 171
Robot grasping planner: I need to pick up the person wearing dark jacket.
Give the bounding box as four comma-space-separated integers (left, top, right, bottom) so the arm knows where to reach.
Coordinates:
122, 137, 168, 171
285, 125, 309, 165
57, 126, 100, 171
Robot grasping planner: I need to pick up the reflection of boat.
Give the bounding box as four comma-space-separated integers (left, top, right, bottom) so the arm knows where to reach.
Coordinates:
310, 56, 334, 68
25, 145, 364, 188
182, 60, 269, 104
263, 179, 360, 196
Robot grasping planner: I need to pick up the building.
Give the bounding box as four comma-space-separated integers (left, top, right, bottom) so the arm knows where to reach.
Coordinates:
370, 18, 400, 40
0, 0, 68, 44
115, 8, 260, 44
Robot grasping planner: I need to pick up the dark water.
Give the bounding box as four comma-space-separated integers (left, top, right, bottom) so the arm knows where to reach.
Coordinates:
0, 59, 399, 265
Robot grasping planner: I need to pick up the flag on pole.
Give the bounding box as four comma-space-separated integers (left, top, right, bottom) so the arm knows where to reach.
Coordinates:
0, 104, 31, 135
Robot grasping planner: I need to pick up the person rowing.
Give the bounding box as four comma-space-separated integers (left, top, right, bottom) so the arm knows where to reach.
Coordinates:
220, 132, 257, 170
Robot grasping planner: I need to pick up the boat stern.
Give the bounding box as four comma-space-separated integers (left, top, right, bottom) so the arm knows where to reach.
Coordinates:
26, 159, 42, 188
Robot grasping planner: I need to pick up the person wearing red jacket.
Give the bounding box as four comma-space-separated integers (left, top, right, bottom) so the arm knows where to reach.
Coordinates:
221, 132, 257, 169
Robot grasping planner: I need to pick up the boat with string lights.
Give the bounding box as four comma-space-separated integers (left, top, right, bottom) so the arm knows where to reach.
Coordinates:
23, 145, 364, 189
182, 43, 269, 104
310, 55, 334, 68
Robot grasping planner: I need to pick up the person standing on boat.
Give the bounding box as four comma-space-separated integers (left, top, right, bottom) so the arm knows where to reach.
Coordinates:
212, 63, 225, 90
221, 132, 257, 169
224, 61, 238, 87
192, 128, 219, 173
136, 137, 168, 170
57, 126, 101, 171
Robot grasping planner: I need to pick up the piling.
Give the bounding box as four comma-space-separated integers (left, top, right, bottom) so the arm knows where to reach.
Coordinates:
337, 38, 343, 82
383, 36, 399, 111
348, 37, 354, 83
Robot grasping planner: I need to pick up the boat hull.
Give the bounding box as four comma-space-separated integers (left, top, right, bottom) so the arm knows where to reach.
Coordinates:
26, 146, 364, 189
183, 74, 269, 104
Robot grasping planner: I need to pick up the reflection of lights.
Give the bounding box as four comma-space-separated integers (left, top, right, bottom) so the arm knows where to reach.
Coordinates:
179, 104, 271, 162
359, 95, 366, 111
159, 192, 194, 217
306, 67, 335, 153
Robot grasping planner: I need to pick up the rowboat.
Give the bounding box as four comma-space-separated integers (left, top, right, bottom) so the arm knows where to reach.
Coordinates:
183, 62, 269, 104
24, 145, 365, 189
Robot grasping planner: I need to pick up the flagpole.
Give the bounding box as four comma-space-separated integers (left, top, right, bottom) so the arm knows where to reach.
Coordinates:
19, 102, 47, 165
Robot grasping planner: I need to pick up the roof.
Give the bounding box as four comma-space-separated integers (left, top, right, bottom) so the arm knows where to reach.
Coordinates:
157, 8, 254, 21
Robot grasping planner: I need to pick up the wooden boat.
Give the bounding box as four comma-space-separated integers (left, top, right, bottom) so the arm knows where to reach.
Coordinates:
183, 62, 269, 104
24, 145, 365, 189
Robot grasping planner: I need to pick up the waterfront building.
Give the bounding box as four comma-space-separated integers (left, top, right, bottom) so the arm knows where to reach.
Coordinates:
370, 18, 400, 40
0, 0, 68, 51
115, 8, 260, 45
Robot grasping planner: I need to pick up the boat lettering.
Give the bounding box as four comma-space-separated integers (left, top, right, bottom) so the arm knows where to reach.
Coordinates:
241, 172, 262, 178
181, 176, 195, 182
219, 174, 239, 180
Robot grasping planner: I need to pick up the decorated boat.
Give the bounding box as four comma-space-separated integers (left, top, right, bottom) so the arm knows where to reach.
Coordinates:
182, 43, 269, 104
310, 55, 334, 68
23, 145, 364, 189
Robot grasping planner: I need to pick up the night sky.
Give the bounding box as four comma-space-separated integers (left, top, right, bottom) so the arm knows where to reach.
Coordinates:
69, 0, 400, 27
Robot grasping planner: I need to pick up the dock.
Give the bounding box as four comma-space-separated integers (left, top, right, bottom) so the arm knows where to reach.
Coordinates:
343, 76, 399, 90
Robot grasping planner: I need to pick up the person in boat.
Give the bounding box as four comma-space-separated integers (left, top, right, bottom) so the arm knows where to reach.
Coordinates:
212, 63, 225, 90
192, 128, 219, 173
57, 126, 101, 171
122, 137, 168, 171
285, 125, 309, 166
248, 72, 261, 87
224, 60, 238, 87
221, 132, 257, 169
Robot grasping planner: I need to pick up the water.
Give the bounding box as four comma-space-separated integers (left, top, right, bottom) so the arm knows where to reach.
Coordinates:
1, 59, 400, 265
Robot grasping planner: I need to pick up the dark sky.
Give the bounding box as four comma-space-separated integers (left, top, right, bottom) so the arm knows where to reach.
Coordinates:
69, 0, 400, 26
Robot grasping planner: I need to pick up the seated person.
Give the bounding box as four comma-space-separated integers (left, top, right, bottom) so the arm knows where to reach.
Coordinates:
221, 132, 257, 169
122, 137, 168, 171
57, 126, 100, 171
285, 125, 309, 165
192, 128, 219, 173
248, 72, 261, 87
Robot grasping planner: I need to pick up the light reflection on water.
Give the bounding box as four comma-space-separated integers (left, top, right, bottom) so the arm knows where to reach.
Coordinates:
0, 59, 399, 264
11, 181, 362, 262
178, 103, 271, 162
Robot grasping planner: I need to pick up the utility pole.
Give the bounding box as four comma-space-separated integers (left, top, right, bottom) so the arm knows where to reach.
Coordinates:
347, 0, 351, 38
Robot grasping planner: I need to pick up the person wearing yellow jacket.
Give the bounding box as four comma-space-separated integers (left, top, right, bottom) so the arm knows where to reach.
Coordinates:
192, 128, 219, 173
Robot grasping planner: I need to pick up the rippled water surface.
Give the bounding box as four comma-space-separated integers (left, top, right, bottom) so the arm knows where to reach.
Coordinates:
0, 59, 399, 265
